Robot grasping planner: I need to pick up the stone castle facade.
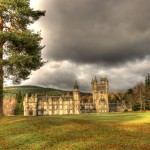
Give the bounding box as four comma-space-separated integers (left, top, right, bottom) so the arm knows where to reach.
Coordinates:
23, 76, 115, 116
23, 82, 80, 116
91, 76, 109, 113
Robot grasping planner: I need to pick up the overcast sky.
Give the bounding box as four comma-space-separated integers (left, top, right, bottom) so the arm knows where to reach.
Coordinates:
22, 0, 150, 92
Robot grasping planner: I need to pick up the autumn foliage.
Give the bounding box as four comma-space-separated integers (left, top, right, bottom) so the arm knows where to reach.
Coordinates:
3, 98, 16, 116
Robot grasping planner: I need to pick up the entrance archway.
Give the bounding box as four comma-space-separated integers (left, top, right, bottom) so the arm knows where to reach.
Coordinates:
29, 109, 33, 115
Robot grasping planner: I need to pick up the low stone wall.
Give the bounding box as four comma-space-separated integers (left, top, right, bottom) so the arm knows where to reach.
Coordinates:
80, 103, 96, 113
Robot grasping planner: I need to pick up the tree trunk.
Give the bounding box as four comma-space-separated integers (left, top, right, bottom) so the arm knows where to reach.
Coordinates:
0, 15, 4, 116
149, 92, 150, 110
0, 18, 3, 116
140, 100, 142, 111
143, 100, 145, 111
140, 92, 142, 111
0, 46, 3, 116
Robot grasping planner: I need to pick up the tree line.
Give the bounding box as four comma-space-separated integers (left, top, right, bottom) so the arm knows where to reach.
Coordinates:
109, 74, 150, 111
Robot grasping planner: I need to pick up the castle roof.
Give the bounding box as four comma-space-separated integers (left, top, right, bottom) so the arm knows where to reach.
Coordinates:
74, 81, 79, 89
93, 76, 97, 82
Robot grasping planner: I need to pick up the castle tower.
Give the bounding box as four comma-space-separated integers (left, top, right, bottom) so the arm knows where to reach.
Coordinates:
92, 76, 109, 113
73, 81, 80, 114
97, 76, 109, 113
92, 77, 98, 103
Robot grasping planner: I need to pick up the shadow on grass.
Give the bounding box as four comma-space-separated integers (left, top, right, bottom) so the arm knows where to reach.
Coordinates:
0, 112, 150, 149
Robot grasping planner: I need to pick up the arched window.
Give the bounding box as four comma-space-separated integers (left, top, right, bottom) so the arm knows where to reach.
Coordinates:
29, 105, 33, 116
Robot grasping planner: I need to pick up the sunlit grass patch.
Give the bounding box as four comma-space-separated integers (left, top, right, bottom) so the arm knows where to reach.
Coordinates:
0, 112, 150, 150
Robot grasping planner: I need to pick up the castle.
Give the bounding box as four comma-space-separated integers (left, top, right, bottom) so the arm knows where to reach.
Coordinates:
23, 76, 110, 116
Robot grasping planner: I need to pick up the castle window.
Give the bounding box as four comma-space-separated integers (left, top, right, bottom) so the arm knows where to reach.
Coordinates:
64, 105, 67, 109
101, 95, 104, 100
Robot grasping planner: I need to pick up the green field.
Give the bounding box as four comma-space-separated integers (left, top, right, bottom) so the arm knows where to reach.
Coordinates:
0, 112, 150, 150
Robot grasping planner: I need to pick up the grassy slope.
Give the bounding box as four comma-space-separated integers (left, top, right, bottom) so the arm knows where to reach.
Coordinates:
4, 85, 91, 99
3, 85, 66, 98
0, 112, 150, 150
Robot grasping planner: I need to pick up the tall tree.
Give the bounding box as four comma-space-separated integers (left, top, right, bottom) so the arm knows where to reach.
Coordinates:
144, 75, 150, 110
145, 74, 150, 87
125, 88, 134, 110
0, 0, 45, 116
133, 82, 146, 111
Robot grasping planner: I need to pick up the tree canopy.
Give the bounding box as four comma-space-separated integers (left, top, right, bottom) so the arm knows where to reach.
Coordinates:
0, 0, 45, 116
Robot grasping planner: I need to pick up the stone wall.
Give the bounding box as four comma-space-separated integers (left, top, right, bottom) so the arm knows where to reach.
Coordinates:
80, 103, 96, 113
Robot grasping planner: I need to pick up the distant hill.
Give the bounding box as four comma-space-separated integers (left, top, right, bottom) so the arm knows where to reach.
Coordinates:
4, 85, 91, 98
4, 85, 67, 98
4, 85, 45, 89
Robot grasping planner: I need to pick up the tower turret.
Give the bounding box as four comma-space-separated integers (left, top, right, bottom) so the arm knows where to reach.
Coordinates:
91, 78, 94, 85
92, 76, 98, 103
73, 81, 80, 114
93, 76, 97, 83
93, 76, 98, 91
91, 78, 94, 91
74, 81, 79, 91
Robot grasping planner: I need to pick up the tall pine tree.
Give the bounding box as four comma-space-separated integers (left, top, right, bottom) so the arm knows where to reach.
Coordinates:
145, 74, 150, 87
0, 0, 45, 116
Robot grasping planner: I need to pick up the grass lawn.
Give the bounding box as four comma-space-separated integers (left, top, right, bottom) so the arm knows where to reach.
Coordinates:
0, 112, 150, 150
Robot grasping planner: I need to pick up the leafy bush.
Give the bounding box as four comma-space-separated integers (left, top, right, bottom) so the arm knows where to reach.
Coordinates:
132, 104, 140, 111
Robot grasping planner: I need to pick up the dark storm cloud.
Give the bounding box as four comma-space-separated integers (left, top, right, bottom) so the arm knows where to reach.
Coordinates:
37, 0, 150, 66
22, 0, 150, 91
24, 61, 78, 90
23, 57, 150, 92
